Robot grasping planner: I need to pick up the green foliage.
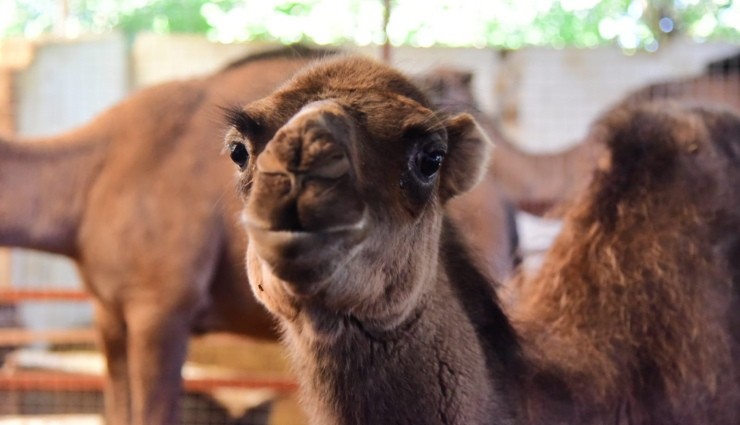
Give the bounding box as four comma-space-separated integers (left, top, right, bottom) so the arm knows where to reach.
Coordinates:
1, 0, 738, 50
2, 0, 57, 37
117, 0, 212, 33
274, 1, 317, 16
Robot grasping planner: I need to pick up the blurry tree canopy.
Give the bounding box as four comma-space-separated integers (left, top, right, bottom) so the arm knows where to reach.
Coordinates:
1, 0, 738, 51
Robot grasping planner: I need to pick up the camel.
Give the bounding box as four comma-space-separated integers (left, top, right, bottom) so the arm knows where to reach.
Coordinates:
415, 68, 520, 275
415, 65, 602, 217
510, 100, 740, 424
417, 54, 740, 217
706, 51, 740, 74
0, 46, 517, 424
0, 46, 330, 425
623, 51, 740, 112
230, 54, 739, 424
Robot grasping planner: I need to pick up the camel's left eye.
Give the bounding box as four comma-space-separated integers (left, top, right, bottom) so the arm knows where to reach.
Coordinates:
229, 142, 249, 169
414, 150, 445, 180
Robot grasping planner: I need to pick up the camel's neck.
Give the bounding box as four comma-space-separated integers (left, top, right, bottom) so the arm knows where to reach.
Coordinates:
281, 221, 523, 425
474, 114, 601, 214
511, 166, 735, 424
0, 128, 107, 256
492, 130, 601, 213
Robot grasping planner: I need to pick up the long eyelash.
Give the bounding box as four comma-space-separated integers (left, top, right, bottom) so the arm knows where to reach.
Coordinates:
426, 111, 448, 132
222, 106, 260, 136
414, 111, 447, 134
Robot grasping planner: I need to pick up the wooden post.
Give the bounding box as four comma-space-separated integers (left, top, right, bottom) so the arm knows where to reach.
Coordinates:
0, 252, 9, 289
381, 0, 392, 63
55, 0, 69, 36
0, 69, 13, 288
0, 69, 14, 133
0, 39, 34, 289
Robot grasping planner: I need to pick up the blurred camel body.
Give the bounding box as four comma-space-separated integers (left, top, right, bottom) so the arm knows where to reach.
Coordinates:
417, 69, 519, 276
416, 66, 602, 216
418, 55, 740, 216
0, 47, 316, 425
230, 55, 739, 424
0, 47, 517, 425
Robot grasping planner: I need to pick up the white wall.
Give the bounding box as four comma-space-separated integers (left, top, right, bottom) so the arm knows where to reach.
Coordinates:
131, 33, 273, 88
505, 39, 739, 152
10, 34, 128, 335
129, 34, 738, 154
16, 34, 129, 136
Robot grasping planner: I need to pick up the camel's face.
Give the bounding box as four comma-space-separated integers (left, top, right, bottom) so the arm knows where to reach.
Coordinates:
237, 99, 370, 287
225, 57, 490, 322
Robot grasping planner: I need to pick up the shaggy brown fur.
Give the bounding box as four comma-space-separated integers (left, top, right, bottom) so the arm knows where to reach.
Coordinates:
0, 46, 518, 425
228, 54, 739, 425
230, 55, 521, 425
513, 101, 740, 424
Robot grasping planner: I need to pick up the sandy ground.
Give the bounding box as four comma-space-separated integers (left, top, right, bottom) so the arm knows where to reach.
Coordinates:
0, 415, 101, 425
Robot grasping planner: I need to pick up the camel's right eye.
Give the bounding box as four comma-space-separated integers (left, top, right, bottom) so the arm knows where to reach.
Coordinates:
229, 141, 249, 169
415, 150, 445, 180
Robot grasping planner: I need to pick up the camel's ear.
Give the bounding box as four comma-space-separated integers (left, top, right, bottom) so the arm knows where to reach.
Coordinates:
439, 113, 492, 202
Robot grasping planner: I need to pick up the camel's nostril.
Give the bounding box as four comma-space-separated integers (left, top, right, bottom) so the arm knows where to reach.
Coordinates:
274, 201, 304, 232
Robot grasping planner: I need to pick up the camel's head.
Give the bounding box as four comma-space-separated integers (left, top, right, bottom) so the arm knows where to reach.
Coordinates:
224, 56, 490, 328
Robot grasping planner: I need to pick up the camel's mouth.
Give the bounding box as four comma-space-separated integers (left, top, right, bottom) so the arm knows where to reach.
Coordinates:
244, 214, 368, 251
244, 211, 369, 287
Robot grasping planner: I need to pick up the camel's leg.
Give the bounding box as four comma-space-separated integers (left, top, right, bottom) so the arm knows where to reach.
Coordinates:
126, 301, 193, 425
95, 302, 132, 425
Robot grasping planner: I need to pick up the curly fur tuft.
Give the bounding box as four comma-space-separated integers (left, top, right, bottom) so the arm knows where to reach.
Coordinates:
512, 101, 739, 424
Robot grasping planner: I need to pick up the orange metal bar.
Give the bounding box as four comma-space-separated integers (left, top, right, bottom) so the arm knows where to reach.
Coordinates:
0, 371, 297, 393
0, 328, 97, 346
0, 371, 103, 392
0, 289, 90, 302
0, 292, 298, 393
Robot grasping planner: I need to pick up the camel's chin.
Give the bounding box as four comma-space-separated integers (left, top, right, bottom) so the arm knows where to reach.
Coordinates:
246, 224, 367, 291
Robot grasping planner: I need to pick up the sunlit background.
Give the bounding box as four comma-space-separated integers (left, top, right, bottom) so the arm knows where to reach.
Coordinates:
1, 0, 739, 52
0, 3, 738, 424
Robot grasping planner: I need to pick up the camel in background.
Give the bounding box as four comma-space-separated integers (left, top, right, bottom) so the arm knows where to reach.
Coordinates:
0, 46, 518, 425
415, 68, 520, 275
1, 46, 320, 425
416, 66, 601, 217
230, 54, 739, 424
418, 51, 740, 216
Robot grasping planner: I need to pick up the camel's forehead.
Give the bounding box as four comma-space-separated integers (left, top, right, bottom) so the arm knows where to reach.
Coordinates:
285, 100, 346, 126
248, 88, 439, 143
239, 56, 443, 148
304, 91, 434, 122
267, 55, 433, 121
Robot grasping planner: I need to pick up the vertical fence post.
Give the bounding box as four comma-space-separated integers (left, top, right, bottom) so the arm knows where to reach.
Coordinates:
0, 39, 34, 289
0, 68, 13, 288
382, 0, 392, 63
